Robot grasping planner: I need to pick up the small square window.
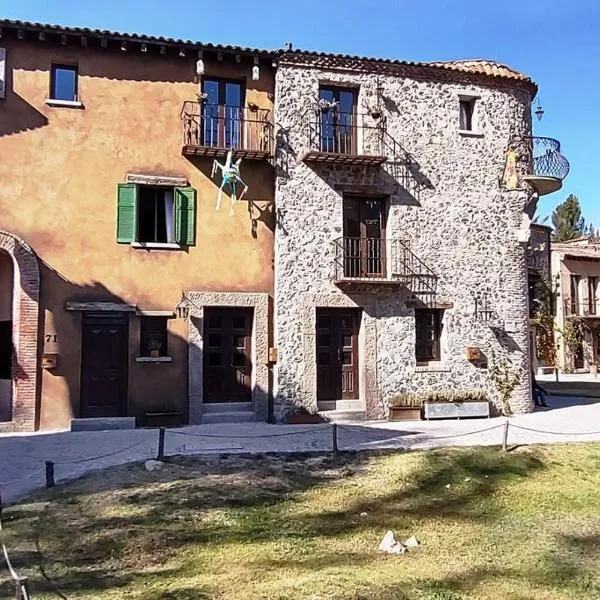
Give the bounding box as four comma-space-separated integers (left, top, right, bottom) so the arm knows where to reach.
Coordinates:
140, 317, 168, 357
459, 98, 476, 131
415, 309, 443, 363
51, 64, 78, 101
138, 186, 176, 244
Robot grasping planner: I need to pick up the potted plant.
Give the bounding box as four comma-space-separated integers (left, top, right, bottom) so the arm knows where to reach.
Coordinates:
147, 338, 162, 359
423, 389, 490, 420
388, 393, 422, 421
247, 101, 259, 112
286, 406, 325, 424
318, 98, 339, 113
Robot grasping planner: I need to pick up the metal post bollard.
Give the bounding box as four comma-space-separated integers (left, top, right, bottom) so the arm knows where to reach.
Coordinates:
502, 419, 509, 452
332, 423, 338, 453
157, 428, 166, 461
45, 460, 55, 488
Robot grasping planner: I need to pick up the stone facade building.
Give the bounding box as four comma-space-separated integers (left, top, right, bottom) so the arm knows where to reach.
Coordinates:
0, 19, 570, 431
273, 53, 568, 419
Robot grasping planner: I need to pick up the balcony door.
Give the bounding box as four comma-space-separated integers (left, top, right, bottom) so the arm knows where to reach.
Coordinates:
342, 197, 386, 278
319, 87, 356, 154
202, 78, 244, 149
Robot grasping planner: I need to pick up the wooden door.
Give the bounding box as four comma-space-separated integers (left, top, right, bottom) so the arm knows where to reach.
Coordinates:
80, 313, 129, 418
316, 308, 360, 401
204, 307, 253, 403
343, 197, 386, 278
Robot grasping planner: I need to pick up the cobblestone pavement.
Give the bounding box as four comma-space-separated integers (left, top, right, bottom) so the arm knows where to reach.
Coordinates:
1, 395, 599, 504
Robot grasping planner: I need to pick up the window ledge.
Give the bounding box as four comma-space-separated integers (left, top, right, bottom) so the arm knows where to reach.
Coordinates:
135, 356, 173, 363
45, 98, 84, 109
130, 242, 182, 250
415, 362, 451, 373
458, 130, 484, 138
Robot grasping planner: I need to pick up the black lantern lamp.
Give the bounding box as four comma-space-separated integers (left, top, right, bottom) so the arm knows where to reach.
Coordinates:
534, 99, 544, 121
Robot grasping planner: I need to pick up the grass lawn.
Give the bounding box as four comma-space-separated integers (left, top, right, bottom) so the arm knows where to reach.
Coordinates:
2, 444, 600, 599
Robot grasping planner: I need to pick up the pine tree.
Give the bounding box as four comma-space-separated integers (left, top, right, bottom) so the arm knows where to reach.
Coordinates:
551, 194, 586, 242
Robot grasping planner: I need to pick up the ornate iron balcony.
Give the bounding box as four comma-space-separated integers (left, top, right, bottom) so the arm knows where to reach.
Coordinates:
333, 237, 437, 299
302, 109, 389, 166
181, 101, 274, 159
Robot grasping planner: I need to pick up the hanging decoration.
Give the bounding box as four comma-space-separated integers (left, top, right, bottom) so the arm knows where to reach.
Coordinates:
211, 150, 248, 215
502, 147, 518, 190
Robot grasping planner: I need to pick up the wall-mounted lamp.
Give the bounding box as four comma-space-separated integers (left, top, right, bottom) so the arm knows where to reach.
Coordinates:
175, 293, 190, 319
534, 99, 544, 121
252, 56, 260, 81
196, 52, 205, 75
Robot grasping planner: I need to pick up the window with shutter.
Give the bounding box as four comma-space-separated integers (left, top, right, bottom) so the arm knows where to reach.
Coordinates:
175, 187, 197, 246
415, 309, 443, 363
116, 183, 138, 243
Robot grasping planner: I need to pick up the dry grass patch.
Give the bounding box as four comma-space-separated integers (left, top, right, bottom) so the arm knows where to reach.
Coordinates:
1, 445, 600, 599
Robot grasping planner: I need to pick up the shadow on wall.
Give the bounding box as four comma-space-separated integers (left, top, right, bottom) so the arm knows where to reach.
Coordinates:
0, 61, 49, 137
38, 260, 190, 427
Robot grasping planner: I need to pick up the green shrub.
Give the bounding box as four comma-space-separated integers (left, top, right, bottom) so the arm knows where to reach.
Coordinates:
388, 389, 488, 408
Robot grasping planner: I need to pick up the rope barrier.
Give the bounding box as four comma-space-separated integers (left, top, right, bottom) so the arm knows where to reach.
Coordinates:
53, 438, 149, 465
167, 425, 333, 440
337, 423, 504, 442
0, 510, 29, 598
509, 423, 600, 437
0, 466, 46, 488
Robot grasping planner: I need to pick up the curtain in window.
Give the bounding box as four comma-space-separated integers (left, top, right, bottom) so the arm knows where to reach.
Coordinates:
459, 102, 469, 130
164, 190, 175, 243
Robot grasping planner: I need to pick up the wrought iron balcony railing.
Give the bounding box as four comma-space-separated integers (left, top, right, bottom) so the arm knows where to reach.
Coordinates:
333, 237, 437, 298
564, 299, 600, 318
302, 109, 389, 166
181, 101, 274, 159
507, 135, 570, 196
526, 252, 546, 272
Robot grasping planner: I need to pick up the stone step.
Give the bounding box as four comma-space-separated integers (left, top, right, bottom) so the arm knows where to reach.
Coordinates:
202, 402, 253, 414
319, 409, 366, 423
71, 417, 136, 432
201, 411, 256, 424
317, 399, 364, 412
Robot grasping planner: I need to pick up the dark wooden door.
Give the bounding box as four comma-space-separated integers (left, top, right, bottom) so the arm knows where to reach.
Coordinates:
316, 308, 360, 401
80, 313, 129, 418
204, 307, 253, 403
343, 197, 386, 278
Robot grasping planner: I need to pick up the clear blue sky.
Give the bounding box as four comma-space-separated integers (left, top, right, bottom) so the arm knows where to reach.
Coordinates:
3, 0, 598, 226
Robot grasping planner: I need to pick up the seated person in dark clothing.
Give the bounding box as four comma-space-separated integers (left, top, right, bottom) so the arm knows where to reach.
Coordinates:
531, 371, 549, 407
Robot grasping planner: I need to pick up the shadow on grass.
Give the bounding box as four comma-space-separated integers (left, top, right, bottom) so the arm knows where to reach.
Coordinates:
2, 446, 582, 599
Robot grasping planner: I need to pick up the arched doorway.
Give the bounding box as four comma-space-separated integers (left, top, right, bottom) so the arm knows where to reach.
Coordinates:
0, 250, 13, 421
0, 231, 39, 432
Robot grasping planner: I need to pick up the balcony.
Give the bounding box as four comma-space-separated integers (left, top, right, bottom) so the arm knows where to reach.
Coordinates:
512, 136, 570, 196
302, 109, 389, 166
526, 252, 546, 272
564, 299, 600, 318
333, 237, 437, 299
181, 101, 274, 160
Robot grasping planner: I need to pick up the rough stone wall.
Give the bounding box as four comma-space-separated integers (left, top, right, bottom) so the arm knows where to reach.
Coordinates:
274, 63, 534, 419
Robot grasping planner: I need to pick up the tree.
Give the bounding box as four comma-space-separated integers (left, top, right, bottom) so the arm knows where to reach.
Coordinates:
551, 194, 586, 242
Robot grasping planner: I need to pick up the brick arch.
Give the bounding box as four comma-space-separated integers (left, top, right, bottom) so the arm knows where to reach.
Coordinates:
0, 231, 39, 432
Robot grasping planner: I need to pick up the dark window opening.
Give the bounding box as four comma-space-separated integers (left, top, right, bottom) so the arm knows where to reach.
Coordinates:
138, 186, 175, 243
588, 277, 598, 315
415, 309, 443, 363
459, 99, 475, 131
51, 64, 78, 101
0, 320, 12, 379
570, 274, 580, 315
140, 317, 168, 357
202, 78, 244, 148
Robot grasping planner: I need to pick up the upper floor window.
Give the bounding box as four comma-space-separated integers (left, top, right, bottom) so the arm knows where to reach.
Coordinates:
319, 86, 357, 153
140, 316, 168, 358
415, 309, 443, 363
50, 64, 78, 102
588, 276, 598, 315
570, 274, 581, 314
459, 97, 477, 132
116, 183, 196, 247
202, 78, 244, 148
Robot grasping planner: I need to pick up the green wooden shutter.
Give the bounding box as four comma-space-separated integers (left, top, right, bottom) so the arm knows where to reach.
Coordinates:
175, 187, 197, 246
116, 183, 138, 243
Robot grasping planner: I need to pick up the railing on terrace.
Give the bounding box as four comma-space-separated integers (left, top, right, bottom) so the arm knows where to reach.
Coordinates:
564, 299, 600, 318
302, 109, 389, 165
181, 101, 274, 159
333, 237, 437, 298
526, 252, 547, 272
525, 136, 570, 181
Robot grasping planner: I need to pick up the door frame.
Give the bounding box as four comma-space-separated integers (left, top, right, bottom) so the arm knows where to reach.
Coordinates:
80, 312, 129, 418
187, 292, 270, 424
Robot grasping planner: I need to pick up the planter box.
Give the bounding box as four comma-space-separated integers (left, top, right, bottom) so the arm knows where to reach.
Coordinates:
287, 414, 325, 424
388, 407, 422, 421
144, 411, 183, 428
423, 401, 490, 420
